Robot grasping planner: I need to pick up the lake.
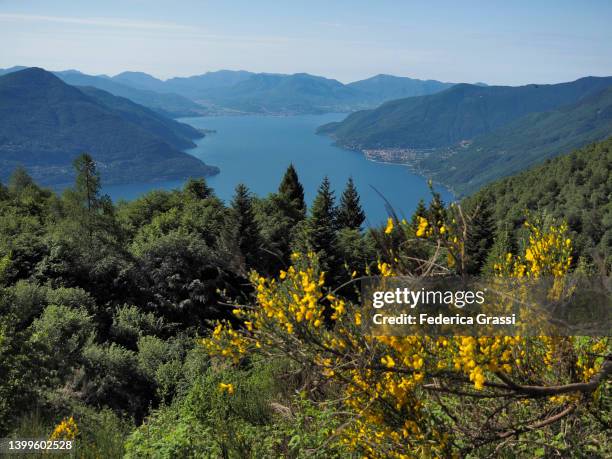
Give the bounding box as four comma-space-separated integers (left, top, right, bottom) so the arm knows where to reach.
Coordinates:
103, 113, 454, 225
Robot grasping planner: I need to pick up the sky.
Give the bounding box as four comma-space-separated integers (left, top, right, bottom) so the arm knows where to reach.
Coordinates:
1, 0, 611, 85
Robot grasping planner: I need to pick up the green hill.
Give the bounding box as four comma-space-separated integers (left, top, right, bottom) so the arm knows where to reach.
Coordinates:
54, 70, 207, 117
77, 86, 203, 150
346, 74, 454, 104
466, 137, 612, 261
201, 73, 365, 114
318, 76, 612, 148
0, 68, 218, 187
423, 87, 612, 195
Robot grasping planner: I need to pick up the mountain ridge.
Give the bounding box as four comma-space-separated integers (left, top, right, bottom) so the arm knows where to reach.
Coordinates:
318, 76, 612, 148
0, 68, 218, 187
422, 86, 612, 195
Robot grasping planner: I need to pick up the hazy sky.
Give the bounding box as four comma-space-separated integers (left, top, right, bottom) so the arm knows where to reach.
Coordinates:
1, 0, 611, 85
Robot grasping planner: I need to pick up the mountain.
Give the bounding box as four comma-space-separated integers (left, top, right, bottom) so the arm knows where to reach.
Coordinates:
422, 87, 612, 195
347, 74, 454, 103
112, 70, 254, 100
0, 68, 218, 187
112, 70, 455, 114
200, 73, 367, 114
1, 66, 457, 115
0, 66, 28, 76
318, 76, 612, 148
54, 70, 207, 117
196, 73, 457, 114
112, 71, 167, 92
161, 70, 255, 99
465, 137, 611, 261
76, 86, 203, 150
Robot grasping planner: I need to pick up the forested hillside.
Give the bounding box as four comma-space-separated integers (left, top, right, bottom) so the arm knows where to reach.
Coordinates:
424, 87, 612, 194
318, 76, 612, 149
0, 139, 609, 457
0, 68, 217, 186
54, 70, 207, 117
465, 137, 612, 266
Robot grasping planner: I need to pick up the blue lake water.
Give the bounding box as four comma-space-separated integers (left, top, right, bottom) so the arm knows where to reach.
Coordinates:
103, 113, 453, 225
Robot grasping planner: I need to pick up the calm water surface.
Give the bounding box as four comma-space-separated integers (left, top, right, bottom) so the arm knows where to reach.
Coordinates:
103, 113, 453, 225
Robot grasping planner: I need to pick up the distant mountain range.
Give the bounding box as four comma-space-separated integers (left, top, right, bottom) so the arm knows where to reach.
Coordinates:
0, 66, 208, 118
112, 71, 456, 114
0, 66, 458, 116
318, 76, 612, 195
0, 68, 218, 187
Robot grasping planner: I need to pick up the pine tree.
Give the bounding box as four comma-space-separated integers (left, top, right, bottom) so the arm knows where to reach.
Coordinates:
427, 191, 446, 227
64, 153, 119, 250
483, 226, 514, 276
184, 178, 213, 200
411, 199, 428, 226
465, 197, 495, 275
303, 177, 339, 277
73, 153, 101, 212
7, 167, 36, 194
230, 184, 262, 271
278, 164, 306, 223
336, 177, 365, 230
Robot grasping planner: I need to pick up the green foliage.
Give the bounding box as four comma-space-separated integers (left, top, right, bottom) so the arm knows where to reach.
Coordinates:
278, 164, 307, 224
1, 147, 609, 457
125, 359, 351, 458
464, 196, 495, 275
336, 177, 365, 230
28, 304, 95, 373
228, 184, 264, 273
111, 304, 166, 347
465, 137, 612, 267
294, 177, 341, 282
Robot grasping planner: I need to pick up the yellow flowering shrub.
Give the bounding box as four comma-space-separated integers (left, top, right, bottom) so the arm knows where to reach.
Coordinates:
49, 416, 78, 441
202, 216, 610, 456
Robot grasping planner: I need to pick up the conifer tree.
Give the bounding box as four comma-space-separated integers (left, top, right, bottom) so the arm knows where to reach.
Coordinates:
230, 184, 262, 271
427, 191, 446, 227
302, 177, 340, 278
64, 153, 118, 250
336, 177, 365, 230
184, 178, 213, 200
73, 153, 101, 212
278, 164, 306, 223
7, 167, 36, 194
483, 226, 514, 276
465, 197, 495, 275
411, 199, 428, 226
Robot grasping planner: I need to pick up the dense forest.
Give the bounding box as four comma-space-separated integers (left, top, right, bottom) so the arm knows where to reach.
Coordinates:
0, 138, 610, 457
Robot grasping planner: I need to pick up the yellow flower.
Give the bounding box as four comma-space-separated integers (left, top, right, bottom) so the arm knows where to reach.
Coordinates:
416, 216, 429, 237
355, 312, 362, 326
381, 355, 396, 368
218, 382, 235, 395
49, 416, 78, 441
385, 217, 394, 234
